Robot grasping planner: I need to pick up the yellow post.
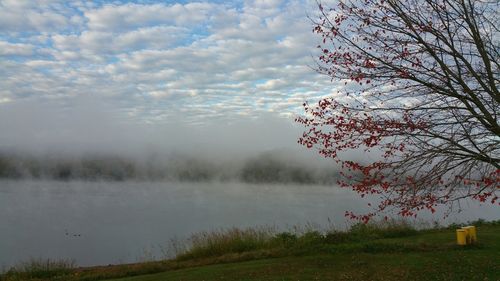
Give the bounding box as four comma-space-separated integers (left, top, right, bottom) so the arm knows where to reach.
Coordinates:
462, 226, 477, 244
456, 229, 467, 245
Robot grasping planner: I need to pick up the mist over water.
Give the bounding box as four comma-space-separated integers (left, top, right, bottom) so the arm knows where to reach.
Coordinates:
0, 181, 358, 267
0, 99, 311, 158
0, 99, 348, 184
2, 180, 498, 268
1, 100, 498, 268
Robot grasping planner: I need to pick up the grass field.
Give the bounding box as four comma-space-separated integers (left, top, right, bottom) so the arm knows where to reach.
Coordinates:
2, 220, 499, 281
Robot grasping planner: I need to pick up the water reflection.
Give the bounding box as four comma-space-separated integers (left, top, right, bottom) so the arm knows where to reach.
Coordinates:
1, 180, 498, 267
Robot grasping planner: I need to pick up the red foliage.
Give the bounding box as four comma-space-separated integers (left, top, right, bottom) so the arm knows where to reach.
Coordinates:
298, 0, 499, 221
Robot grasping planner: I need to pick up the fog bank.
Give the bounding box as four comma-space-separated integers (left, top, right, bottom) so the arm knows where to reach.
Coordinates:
0, 99, 351, 184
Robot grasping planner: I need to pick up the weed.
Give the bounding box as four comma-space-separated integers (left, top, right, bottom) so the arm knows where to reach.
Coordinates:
1, 258, 75, 280
176, 227, 276, 260
174, 220, 420, 260
272, 232, 297, 248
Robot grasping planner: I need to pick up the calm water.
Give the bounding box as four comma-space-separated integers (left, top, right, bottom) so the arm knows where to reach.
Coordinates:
1, 180, 498, 268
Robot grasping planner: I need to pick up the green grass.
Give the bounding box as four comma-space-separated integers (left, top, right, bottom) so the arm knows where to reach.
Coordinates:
175, 226, 276, 260
0, 258, 76, 280
109, 223, 500, 281
2, 220, 499, 281
175, 219, 419, 261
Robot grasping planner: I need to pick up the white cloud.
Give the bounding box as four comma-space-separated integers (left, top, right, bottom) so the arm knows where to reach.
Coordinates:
84, 2, 217, 31
0, 0, 336, 124
0, 0, 79, 33
257, 79, 287, 91
0, 41, 35, 56
52, 25, 188, 56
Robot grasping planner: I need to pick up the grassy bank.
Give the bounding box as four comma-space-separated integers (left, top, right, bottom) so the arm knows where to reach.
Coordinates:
2, 220, 499, 281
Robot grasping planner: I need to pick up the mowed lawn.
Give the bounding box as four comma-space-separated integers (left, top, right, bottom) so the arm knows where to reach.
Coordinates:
111, 225, 500, 281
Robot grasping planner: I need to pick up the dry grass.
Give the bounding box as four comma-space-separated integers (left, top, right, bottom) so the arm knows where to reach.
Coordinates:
1, 258, 75, 280
176, 226, 276, 260
175, 219, 419, 260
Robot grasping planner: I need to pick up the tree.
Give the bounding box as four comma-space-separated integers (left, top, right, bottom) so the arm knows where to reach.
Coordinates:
296, 0, 499, 222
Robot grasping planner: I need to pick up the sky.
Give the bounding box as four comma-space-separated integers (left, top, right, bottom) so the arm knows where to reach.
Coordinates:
0, 0, 341, 125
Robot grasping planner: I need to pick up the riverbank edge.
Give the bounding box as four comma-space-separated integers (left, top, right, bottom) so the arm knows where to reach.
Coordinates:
2, 219, 499, 281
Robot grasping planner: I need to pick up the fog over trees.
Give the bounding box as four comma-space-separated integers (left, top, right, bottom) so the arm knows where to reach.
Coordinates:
0, 150, 341, 184
0, 100, 346, 184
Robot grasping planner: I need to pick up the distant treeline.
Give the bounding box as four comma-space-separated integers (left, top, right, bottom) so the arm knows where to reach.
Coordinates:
0, 151, 340, 184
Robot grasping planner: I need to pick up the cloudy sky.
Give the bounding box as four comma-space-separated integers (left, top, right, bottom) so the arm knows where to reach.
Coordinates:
0, 0, 342, 127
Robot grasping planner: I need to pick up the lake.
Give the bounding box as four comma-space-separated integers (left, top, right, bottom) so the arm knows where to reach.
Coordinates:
1, 180, 498, 268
